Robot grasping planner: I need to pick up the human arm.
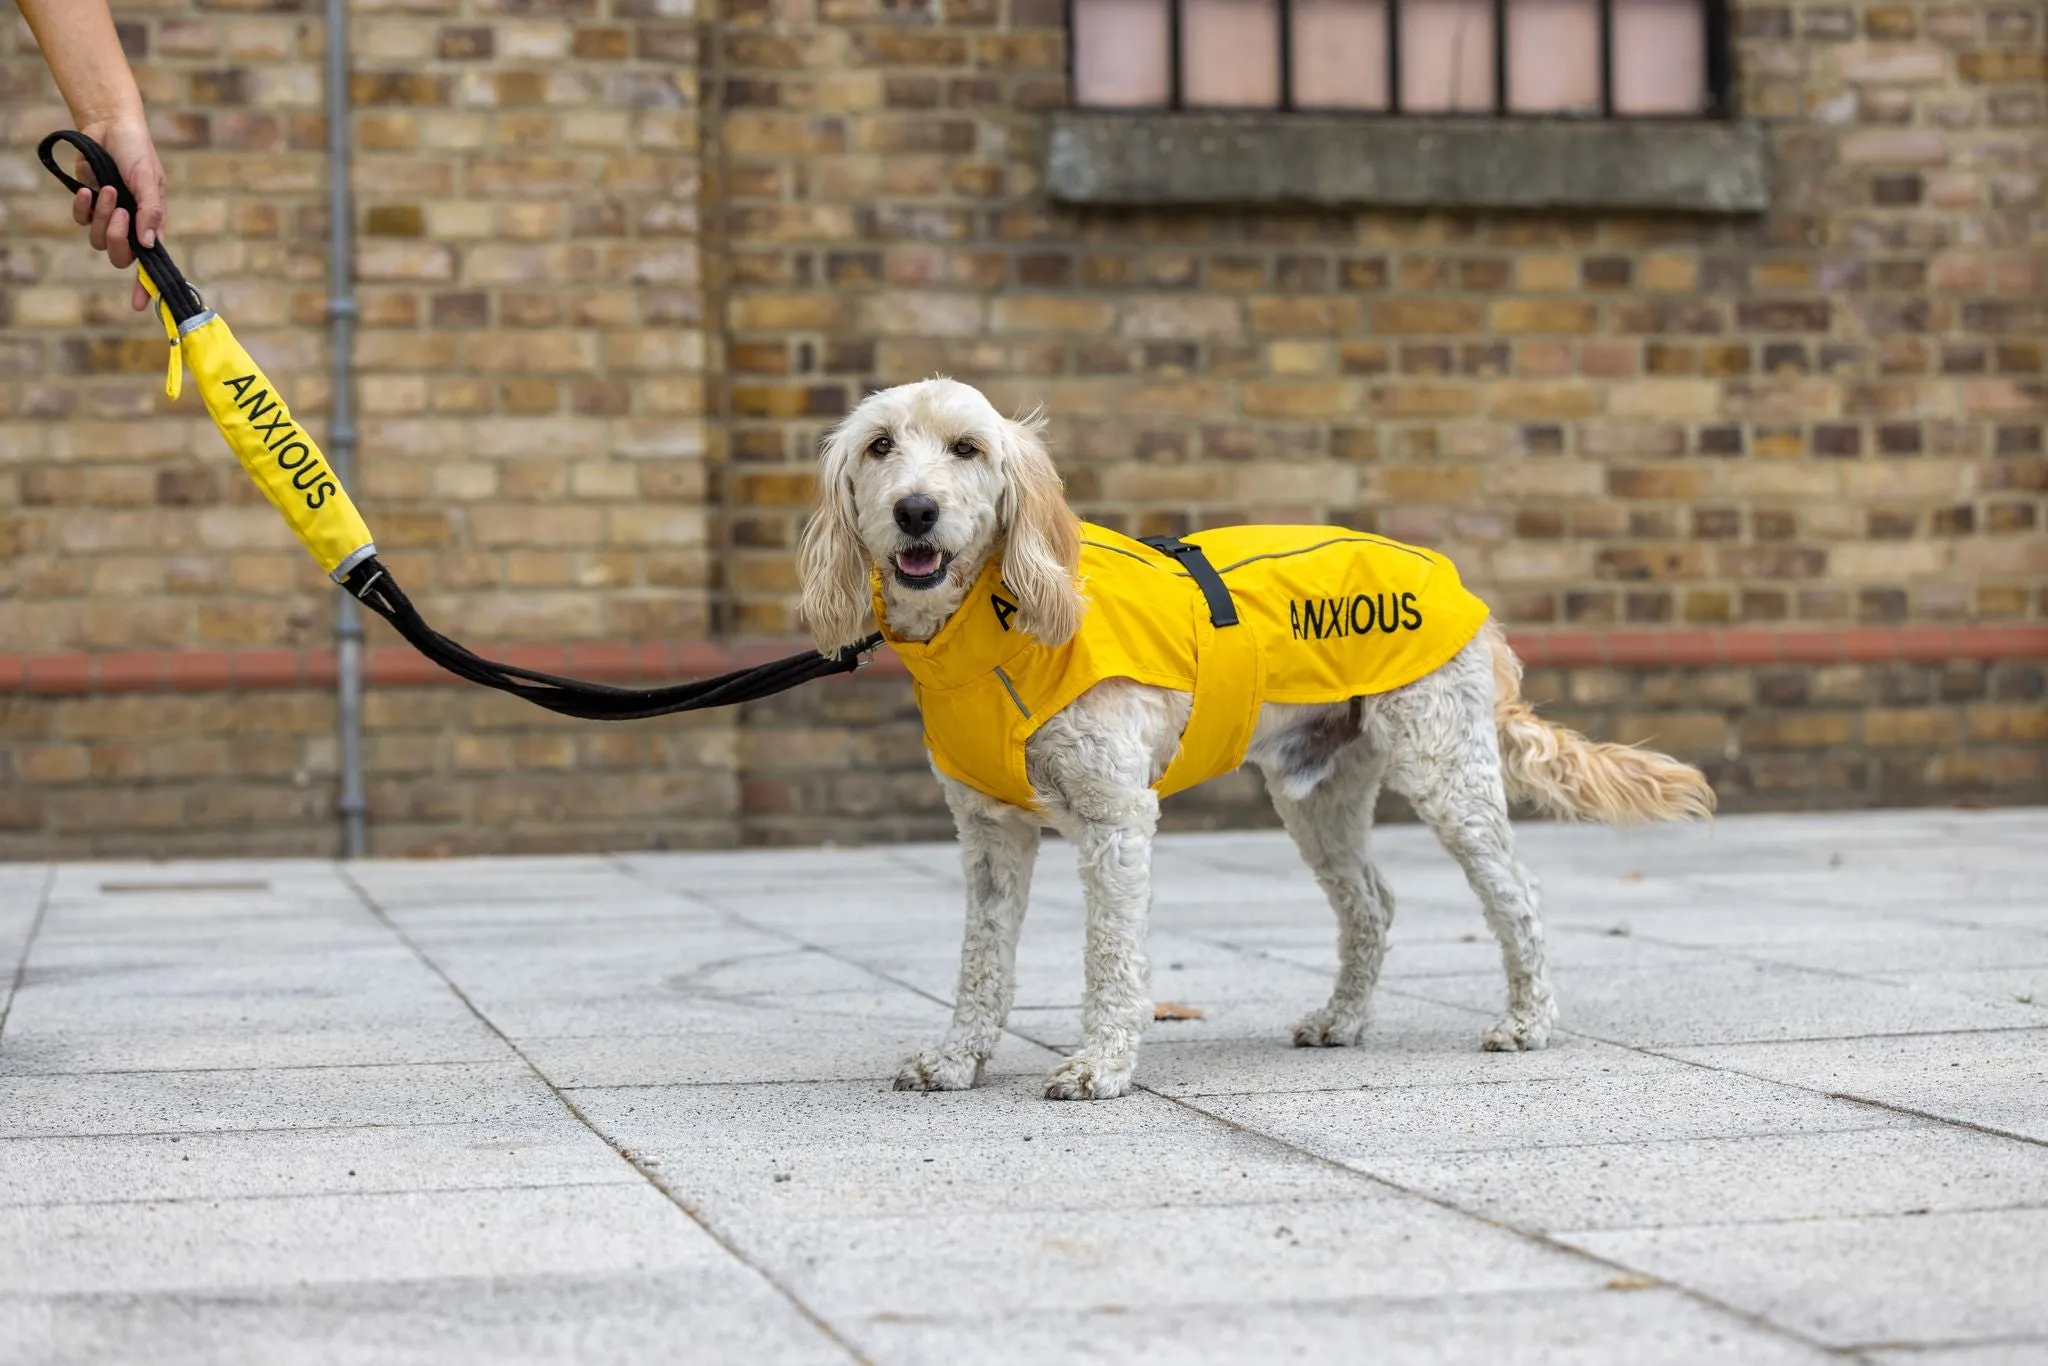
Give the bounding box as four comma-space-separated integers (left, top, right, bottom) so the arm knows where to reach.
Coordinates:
15, 0, 164, 310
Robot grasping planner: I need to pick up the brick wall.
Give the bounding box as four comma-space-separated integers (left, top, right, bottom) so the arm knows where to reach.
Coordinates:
1, 0, 2043, 857
710, 0, 2045, 637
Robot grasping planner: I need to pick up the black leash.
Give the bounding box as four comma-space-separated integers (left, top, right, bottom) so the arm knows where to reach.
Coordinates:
39, 129, 883, 720
346, 563, 880, 720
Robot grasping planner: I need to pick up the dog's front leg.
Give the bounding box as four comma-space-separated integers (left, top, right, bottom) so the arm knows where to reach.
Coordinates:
895, 778, 1039, 1091
1044, 789, 1158, 1100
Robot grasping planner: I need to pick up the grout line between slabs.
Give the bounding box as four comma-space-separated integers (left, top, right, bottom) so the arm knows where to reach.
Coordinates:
339, 863, 873, 1366
1, 1176, 643, 1215
0, 867, 58, 1047
1547, 1194, 2048, 1240
0, 1116, 605, 1145
0, 1056, 524, 1080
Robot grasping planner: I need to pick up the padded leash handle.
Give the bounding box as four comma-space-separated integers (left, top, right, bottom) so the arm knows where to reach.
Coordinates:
38, 130, 205, 324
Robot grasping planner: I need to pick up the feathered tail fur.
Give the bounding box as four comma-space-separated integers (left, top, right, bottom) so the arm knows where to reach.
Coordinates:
1487, 625, 1716, 825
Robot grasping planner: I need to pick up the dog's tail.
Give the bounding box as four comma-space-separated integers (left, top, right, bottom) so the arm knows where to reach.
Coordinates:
1486, 625, 1716, 825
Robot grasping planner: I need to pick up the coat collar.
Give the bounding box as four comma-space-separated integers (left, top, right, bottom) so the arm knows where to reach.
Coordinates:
873, 551, 1041, 693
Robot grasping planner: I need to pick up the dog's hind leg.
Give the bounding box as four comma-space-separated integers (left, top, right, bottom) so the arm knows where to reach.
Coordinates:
896, 777, 1039, 1092
1384, 641, 1557, 1051
1260, 721, 1395, 1048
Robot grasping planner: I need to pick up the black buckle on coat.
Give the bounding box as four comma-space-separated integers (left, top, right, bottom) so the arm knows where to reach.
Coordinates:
1139, 535, 1240, 629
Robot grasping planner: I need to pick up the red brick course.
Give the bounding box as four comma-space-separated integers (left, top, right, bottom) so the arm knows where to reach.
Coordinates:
4, 624, 2044, 696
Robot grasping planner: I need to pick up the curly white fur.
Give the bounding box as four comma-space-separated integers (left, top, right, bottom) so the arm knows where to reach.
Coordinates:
800, 378, 1716, 1100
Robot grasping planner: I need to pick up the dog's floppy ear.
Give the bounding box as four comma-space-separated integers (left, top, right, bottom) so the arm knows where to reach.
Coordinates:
999, 409, 1083, 648
798, 418, 874, 654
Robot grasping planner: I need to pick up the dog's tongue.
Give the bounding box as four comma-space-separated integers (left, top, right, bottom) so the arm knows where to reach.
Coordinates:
897, 548, 941, 578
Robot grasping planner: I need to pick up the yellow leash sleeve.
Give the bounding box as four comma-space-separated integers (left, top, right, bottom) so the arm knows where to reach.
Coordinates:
168, 299, 378, 580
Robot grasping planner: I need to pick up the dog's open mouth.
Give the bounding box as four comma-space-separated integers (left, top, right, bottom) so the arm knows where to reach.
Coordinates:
893, 545, 951, 588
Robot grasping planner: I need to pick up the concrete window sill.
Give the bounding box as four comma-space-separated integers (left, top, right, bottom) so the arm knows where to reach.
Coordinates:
1046, 113, 1771, 215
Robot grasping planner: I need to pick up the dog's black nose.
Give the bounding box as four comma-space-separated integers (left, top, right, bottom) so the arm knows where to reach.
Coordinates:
893, 494, 940, 537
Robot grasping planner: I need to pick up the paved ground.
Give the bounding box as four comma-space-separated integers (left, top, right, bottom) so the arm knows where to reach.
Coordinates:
1, 809, 2045, 1364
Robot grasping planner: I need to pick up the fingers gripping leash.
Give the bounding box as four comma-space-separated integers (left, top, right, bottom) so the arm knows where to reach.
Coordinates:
38, 130, 882, 719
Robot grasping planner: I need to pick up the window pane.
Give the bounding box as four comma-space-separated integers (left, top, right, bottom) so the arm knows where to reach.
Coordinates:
1292, 0, 1389, 109
1073, 0, 1171, 107
1506, 0, 1599, 113
1183, 0, 1281, 108
1399, 0, 1494, 113
1613, 0, 1706, 114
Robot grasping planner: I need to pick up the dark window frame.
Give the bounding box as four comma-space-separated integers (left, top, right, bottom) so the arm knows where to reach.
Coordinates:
1067, 0, 1735, 120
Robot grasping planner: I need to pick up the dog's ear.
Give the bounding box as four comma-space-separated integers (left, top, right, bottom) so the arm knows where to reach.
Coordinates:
798, 419, 875, 654
999, 409, 1083, 648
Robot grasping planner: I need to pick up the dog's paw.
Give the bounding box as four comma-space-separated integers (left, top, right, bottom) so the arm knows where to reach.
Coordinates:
1481, 1005, 1557, 1052
894, 1047, 983, 1092
1043, 1053, 1134, 1101
1290, 1005, 1370, 1048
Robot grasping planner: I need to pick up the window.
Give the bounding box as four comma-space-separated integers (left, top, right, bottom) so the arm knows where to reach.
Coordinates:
1069, 0, 1731, 118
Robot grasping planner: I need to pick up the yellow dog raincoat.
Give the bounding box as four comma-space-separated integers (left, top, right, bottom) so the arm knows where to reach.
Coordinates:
876, 525, 1493, 810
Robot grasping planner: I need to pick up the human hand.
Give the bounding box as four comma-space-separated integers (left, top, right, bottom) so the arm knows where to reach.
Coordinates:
70, 111, 165, 313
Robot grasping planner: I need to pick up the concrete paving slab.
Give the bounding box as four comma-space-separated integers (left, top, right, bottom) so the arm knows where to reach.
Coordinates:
0, 1183, 733, 1296
1193, 1059, 1916, 1162
1875, 965, 2048, 1010
1668, 1028, 2048, 1142
0, 1020, 507, 1076
1366, 1122, 2048, 1231
1142, 1011, 1678, 1098
0, 1270, 849, 1366
424, 940, 892, 1004
451, 986, 953, 1045
840, 925, 1338, 1015
519, 1024, 1059, 1089
1226, 920, 1721, 980
1686, 866, 2047, 921
723, 1196, 1606, 1320
567, 1073, 1372, 1218
1401, 957, 2044, 1048
10, 947, 445, 1006
1563, 1206, 2048, 1348
0, 1063, 557, 1139
1627, 916, 2048, 974
1866, 1345, 2048, 1366
847, 1286, 1833, 1366
0, 1119, 634, 1207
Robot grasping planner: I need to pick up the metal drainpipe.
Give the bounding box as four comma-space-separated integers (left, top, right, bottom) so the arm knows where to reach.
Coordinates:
325, 0, 366, 859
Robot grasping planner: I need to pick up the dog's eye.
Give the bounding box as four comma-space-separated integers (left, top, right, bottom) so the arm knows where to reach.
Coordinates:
866, 435, 893, 459
950, 438, 979, 458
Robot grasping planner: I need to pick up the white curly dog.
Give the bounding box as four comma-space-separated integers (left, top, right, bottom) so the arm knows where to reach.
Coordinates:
799, 378, 1714, 1100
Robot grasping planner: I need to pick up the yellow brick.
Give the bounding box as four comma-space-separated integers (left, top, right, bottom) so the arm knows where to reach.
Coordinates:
991, 298, 1117, 333
1517, 256, 1578, 291
1484, 381, 1602, 419
1243, 382, 1355, 420
1370, 384, 1480, 418
1267, 340, 1333, 375
1610, 379, 1721, 419
729, 295, 848, 331
1370, 300, 1483, 334
1379, 468, 1480, 501
1641, 254, 1699, 291
1490, 300, 1599, 333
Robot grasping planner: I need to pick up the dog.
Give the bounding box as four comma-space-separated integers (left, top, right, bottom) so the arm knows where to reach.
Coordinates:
798, 378, 1714, 1100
